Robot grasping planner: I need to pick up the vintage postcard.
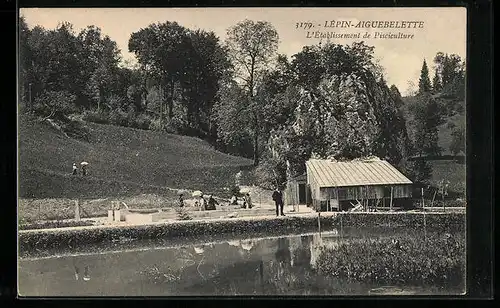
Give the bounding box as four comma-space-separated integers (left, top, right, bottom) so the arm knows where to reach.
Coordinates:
18, 7, 466, 296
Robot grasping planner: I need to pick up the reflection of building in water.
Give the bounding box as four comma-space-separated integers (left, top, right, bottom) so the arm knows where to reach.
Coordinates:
309, 233, 340, 269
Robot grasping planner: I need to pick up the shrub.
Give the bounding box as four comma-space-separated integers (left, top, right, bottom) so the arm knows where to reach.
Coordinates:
32, 90, 77, 120
109, 109, 129, 127
252, 156, 286, 190
19, 220, 95, 230
175, 206, 192, 221
132, 113, 152, 130
82, 110, 110, 124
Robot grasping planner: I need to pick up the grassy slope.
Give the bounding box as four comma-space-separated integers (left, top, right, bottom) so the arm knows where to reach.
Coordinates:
19, 115, 253, 200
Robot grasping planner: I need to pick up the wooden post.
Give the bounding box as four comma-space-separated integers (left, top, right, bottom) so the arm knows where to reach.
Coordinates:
421, 187, 425, 209
75, 200, 80, 221
390, 187, 394, 211
431, 189, 437, 207
442, 189, 445, 212
423, 209, 427, 240
317, 212, 321, 236
340, 213, 343, 243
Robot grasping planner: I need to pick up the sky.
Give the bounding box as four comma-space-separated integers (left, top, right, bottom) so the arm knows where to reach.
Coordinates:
20, 7, 466, 95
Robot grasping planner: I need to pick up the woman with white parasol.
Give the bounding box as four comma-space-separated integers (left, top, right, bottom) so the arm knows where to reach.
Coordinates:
192, 190, 204, 211
80, 161, 89, 176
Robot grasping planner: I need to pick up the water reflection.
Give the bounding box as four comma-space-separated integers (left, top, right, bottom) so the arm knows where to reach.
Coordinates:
18, 229, 464, 296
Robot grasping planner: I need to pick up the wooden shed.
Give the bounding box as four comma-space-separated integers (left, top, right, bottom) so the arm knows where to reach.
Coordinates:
306, 158, 413, 212
284, 174, 310, 207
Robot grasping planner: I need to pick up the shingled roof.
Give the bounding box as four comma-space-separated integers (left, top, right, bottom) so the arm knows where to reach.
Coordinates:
306, 158, 413, 187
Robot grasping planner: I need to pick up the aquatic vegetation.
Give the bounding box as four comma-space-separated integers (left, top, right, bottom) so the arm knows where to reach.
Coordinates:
316, 232, 465, 286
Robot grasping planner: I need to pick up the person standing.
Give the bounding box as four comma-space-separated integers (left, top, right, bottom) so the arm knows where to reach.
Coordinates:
178, 194, 185, 207
245, 193, 253, 209
206, 195, 218, 211
272, 187, 285, 216
72, 163, 78, 175
81, 164, 87, 176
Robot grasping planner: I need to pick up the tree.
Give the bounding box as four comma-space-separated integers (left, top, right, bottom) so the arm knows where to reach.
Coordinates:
19, 16, 32, 108
418, 59, 432, 94
225, 19, 279, 165
433, 52, 465, 115
78, 26, 122, 110
410, 93, 443, 157
180, 29, 232, 135
432, 69, 442, 93
129, 22, 192, 122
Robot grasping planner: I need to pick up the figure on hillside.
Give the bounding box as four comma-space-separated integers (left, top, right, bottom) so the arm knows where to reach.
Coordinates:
178, 194, 185, 207
80, 161, 89, 176
206, 195, 218, 211
272, 187, 285, 217
72, 163, 78, 175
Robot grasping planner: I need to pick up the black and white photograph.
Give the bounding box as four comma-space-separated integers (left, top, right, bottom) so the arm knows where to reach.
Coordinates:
17, 7, 467, 297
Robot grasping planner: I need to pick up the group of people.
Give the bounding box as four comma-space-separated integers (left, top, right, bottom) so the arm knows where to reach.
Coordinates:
72, 162, 88, 176
230, 193, 253, 209
178, 193, 219, 211
177, 186, 286, 216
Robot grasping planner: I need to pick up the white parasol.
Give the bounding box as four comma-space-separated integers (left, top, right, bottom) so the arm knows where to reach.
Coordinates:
239, 187, 250, 194
192, 190, 203, 197
80, 162, 89, 166
177, 190, 188, 196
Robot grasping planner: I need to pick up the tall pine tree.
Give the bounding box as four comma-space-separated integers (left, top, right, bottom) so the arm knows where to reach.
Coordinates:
432, 69, 442, 93
418, 59, 432, 94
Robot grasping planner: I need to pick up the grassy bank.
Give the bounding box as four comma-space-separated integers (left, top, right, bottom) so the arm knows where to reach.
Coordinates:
316, 232, 465, 287
19, 212, 465, 256
18, 115, 253, 199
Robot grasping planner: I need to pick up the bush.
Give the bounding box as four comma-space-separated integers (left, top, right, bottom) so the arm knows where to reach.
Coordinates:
252, 156, 286, 190
175, 206, 192, 221
132, 113, 152, 130
32, 90, 77, 119
19, 220, 95, 230
109, 109, 129, 127
82, 110, 110, 124
316, 232, 465, 286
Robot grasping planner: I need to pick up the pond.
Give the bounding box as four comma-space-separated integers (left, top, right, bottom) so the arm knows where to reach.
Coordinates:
18, 227, 465, 296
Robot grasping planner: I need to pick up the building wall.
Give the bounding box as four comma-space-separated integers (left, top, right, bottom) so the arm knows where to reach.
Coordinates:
284, 177, 307, 206
317, 184, 412, 201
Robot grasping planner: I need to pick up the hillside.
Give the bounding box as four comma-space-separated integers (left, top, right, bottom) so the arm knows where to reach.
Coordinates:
18, 115, 253, 200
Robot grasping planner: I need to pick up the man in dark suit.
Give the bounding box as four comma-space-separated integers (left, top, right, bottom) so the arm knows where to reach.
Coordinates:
272, 187, 285, 216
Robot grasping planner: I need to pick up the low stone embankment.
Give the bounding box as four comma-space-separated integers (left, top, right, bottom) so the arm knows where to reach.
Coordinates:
18, 212, 465, 255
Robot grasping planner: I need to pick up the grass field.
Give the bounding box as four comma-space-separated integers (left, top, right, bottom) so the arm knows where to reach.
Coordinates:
437, 114, 466, 156
18, 115, 253, 201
